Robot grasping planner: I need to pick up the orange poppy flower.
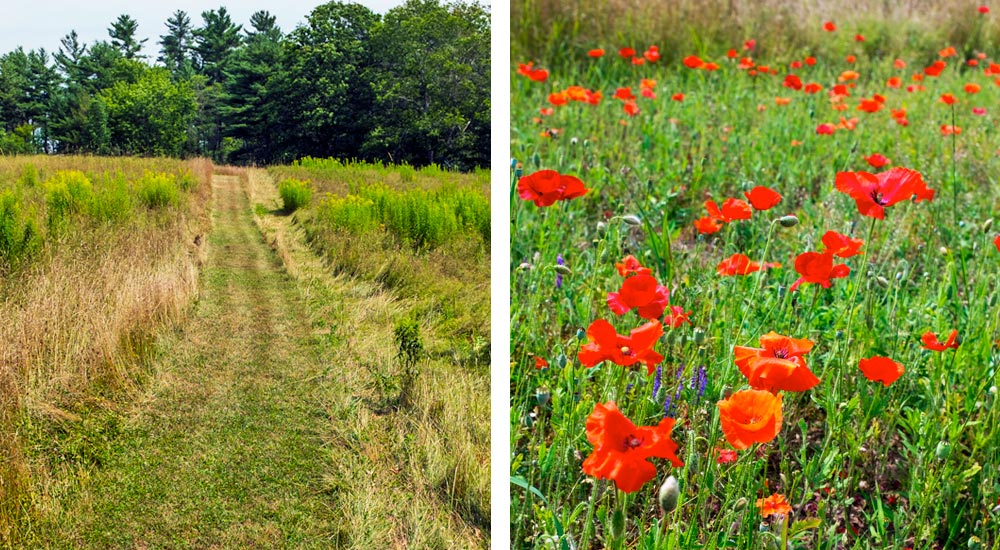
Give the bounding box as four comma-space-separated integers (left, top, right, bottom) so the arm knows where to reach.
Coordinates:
789, 251, 850, 292
940, 124, 961, 135
837, 116, 858, 130
706, 198, 753, 222
965, 83, 981, 94
694, 216, 723, 234
864, 153, 891, 168
886, 76, 902, 88
641, 78, 657, 89
717, 253, 780, 276
734, 331, 819, 393
539, 107, 554, 116
671, 92, 685, 102
921, 329, 959, 351
614, 87, 635, 101
857, 98, 883, 113
757, 493, 793, 518
835, 167, 934, 219
717, 390, 783, 449
683, 55, 705, 69
548, 92, 568, 106
891, 108, 907, 120
804, 82, 823, 94
588, 48, 605, 58
939, 46, 957, 58
623, 101, 640, 117
619, 47, 635, 58
846, 55, 856, 64
615, 255, 652, 277
939, 93, 956, 105
831, 84, 850, 97
578, 319, 664, 374
703, 62, 720, 71
894, 58, 907, 69
631, 56, 645, 65
838, 70, 860, 82
517, 62, 549, 82
821, 230, 864, 258
517, 170, 589, 207
925, 61, 946, 77
744, 186, 783, 210
582, 402, 683, 493
823, 21, 836, 31
783, 74, 803, 90
858, 356, 904, 386
607, 273, 671, 320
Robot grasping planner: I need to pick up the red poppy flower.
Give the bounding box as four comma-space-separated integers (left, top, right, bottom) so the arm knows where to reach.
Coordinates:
535, 356, 549, 369
805, 56, 817, 66
985, 62, 1000, 75
717, 253, 780, 276
588, 48, 605, 58
979, 5, 990, 13
857, 98, 883, 113
864, 153, 891, 169
921, 329, 959, 351
607, 274, 671, 320
941, 125, 962, 135
757, 493, 793, 517
858, 356, 904, 386
994, 234, 1000, 252
804, 82, 823, 94
894, 58, 907, 69
716, 448, 738, 464
694, 216, 723, 234
578, 319, 664, 374
672, 92, 685, 102
855, 34, 865, 42
717, 390, 783, 449
939, 93, 956, 105
886, 76, 902, 88
641, 88, 656, 99
517, 169, 589, 207
790, 60, 802, 69
623, 101, 640, 117
939, 46, 957, 58
789, 251, 850, 292
582, 402, 683, 493
816, 123, 835, 135
644, 45, 660, 62
703, 62, 720, 71
744, 39, 756, 50
835, 167, 934, 219
965, 83, 981, 94
973, 107, 987, 115
846, 55, 857, 64
615, 255, 652, 277
734, 331, 819, 393
517, 62, 549, 82
683, 55, 705, 69
925, 61, 946, 76
821, 231, 864, 258
619, 47, 636, 58
727, 49, 738, 58
631, 56, 645, 65
706, 198, 753, 222
664, 306, 692, 328
743, 186, 782, 210
823, 21, 836, 31
613, 87, 635, 101
783, 74, 803, 90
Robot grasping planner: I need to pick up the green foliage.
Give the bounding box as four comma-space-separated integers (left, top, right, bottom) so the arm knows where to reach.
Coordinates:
99, 67, 197, 157
393, 315, 424, 368
135, 172, 179, 209
45, 170, 94, 230
90, 175, 133, 222
0, 191, 41, 270
18, 164, 39, 188
277, 178, 312, 212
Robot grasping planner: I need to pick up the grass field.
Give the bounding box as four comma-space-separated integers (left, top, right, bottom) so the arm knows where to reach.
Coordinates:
510, 4, 1000, 549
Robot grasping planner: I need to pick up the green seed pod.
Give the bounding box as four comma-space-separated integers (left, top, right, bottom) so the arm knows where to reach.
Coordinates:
658, 475, 680, 514
622, 215, 642, 226
692, 328, 706, 345
536, 387, 550, 407
554, 264, 572, 276
876, 276, 890, 289
935, 440, 951, 460
778, 215, 799, 228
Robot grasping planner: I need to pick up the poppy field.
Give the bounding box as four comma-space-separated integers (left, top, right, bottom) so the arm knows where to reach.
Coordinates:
510, 5, 1000, 549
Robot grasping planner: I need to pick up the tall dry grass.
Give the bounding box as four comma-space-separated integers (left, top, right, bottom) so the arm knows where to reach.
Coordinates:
513, 0, 1000, 62
0, 156, 212, 546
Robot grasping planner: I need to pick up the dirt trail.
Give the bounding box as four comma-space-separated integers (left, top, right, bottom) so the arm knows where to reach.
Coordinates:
36, 174, 339, 548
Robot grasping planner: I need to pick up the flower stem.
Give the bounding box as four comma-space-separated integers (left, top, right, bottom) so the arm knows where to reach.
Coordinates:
951, 102, 958, 229
841, 217, 878, 371
735, 219, 779, 344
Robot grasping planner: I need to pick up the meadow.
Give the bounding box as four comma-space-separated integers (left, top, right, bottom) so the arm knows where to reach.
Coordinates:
510, 3, 1000, 549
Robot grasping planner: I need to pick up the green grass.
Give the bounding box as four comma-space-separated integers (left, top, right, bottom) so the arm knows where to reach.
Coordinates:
510, 19, 1000, 550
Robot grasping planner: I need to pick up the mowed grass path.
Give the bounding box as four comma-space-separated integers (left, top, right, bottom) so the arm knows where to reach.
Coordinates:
33, 174, 339, 548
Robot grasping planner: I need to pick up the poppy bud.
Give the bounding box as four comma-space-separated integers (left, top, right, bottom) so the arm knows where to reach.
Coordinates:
556, 354, 567, 368
596, 221, 607, 236
969, 536, 983, 550
510, 158, 518, 169
609, 508, 626, 539
778, 215, 799, 227
622, 215, 642, 226
939, 246, 949, 256
734, 497, 748, 510
576, 328, 586, 340
514, 164, 523, 178
531, 152, 540, 166
982, 218, 994, 233
990, 386, 998, 396
935, 440, 951, 460
658, 475, 680, 513
536, 387, 550, 407
692, 328, 706, 345
553, 264, 572, 276
876, 276, 890, 289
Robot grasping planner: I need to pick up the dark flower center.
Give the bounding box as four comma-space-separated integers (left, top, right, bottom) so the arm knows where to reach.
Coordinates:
622, 434, 644, 451
773, 348, 788, 359
869, 190, 887, 206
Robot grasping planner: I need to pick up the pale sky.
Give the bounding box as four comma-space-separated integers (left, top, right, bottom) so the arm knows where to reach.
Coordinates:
0, 0, 409, 58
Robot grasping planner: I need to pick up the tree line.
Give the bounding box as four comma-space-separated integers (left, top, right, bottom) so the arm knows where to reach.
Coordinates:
0, 0, 490, 170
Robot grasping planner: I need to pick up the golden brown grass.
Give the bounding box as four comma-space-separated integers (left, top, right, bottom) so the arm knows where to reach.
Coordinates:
513, 0, 1000, 61
0, 156, 212, 546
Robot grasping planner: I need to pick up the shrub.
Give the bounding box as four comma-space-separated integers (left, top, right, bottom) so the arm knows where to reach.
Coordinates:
18, 164, 39, 188
45, 171, 95, 230
278, 178, 312, 212
91, 175, 133, 223
135, 172, 179, 209
0, 191, 41, 270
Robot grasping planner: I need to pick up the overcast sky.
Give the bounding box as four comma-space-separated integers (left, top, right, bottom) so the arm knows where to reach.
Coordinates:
0, 0, 410, 58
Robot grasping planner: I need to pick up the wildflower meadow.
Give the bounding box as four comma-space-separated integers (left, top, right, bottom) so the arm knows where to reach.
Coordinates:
510, 3, 1000, 549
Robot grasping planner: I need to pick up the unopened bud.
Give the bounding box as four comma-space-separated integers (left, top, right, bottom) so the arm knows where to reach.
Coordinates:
935, 440, 951, 460
982, 218, 993, 233
733, 497, 748, 510
876, 276, 890, 289
622, 215, 642, 226
658, 475, 680, 513
596, 221, 607, 236
536, 387, 550, 407
692, 328, 706, 345
553, 264, 572, 276
778, 215, 799, 228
